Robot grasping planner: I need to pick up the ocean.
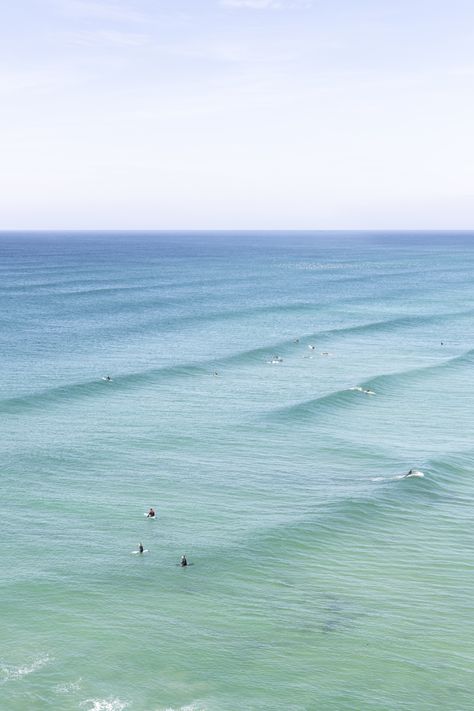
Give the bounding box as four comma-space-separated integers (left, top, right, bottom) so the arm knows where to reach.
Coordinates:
0, 231, 473, 711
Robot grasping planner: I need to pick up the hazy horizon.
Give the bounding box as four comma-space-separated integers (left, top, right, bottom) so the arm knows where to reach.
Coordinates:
2, 0, 474, 230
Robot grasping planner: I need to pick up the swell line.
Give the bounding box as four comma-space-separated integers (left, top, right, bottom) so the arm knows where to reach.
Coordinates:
268, 348, 474, 423
362, 347, 474, 391
0, 365, 208, 414
2, 318, 472, 415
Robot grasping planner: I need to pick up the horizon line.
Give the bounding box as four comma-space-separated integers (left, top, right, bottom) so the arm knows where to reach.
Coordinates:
1, 228, 474, 234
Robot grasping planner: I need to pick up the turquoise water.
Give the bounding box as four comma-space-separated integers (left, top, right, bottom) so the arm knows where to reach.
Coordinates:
1, 231, 473, 711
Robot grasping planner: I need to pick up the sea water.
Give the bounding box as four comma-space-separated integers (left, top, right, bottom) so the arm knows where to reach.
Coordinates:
0, 231, 473, 711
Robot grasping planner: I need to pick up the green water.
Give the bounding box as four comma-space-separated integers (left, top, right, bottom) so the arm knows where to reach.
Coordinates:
1, 232, 473, 710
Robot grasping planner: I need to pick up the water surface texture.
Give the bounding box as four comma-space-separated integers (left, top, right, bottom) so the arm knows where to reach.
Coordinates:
1, 231, 473, 711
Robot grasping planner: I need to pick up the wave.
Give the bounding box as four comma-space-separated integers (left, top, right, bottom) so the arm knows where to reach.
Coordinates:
0, 653, 51, 685
12, 300, 322, 343
213, 312, 472, 368
270, 389, 356, 424
0, 273, 253, 296
0, 315, 405, 412
361, 347, 474, 393
172, 307, 474, 344
0, 364, 208, 414
242, 468, 444, 566
370, 469, 424, 482
2, 310, 472, 415
267, 348, 474, 423
199, 449, 468, 562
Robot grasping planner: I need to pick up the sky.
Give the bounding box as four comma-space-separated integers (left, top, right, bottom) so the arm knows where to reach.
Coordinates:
1, 0, 474, 229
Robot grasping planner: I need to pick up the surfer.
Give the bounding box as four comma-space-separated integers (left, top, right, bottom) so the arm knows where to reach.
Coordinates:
105, 375, 112, 381
180, 555, 188, 567
403, 469, 424, 478
139, 543, 144, 554
147, 508, 155, 518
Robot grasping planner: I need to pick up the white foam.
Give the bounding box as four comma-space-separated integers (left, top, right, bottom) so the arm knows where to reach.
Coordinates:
55, 677, 82, 694
80, 698, 128, 711
0, 653, 51, 684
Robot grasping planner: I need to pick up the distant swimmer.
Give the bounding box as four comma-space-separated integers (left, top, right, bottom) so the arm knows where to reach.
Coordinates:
132, 543, 149, 554
147, 508, 155, 518
308, 345, 316, 350
213, 371, 219, 376
350, 386, 375, 395
102, 375, 112, 382
180, 555, 188, 567
294, 339, 299, 343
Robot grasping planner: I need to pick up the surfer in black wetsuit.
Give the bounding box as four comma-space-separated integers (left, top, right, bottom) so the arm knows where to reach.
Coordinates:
180, 555, 187, 567
139, 543, 144, 554
147, 508, 155, 518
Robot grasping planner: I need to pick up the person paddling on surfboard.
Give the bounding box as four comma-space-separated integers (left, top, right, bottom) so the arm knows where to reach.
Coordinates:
180, 555, 188, 567
147, 508, 155, 518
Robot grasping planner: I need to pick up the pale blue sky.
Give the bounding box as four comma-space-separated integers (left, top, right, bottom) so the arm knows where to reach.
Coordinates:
1, 0, 474, 228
